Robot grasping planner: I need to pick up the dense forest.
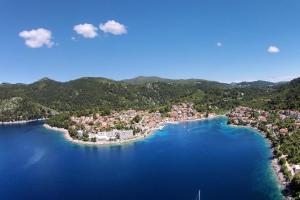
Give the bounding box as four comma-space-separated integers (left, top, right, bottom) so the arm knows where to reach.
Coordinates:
268, 77, 300, 110
0, 97, 56, 122
0, 76, 299, 122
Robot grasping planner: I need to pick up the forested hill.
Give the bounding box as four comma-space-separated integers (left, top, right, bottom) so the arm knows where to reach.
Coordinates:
0, 76, 299, 122
230, 80, 278, 88
0, 77, 200, 113
268, 77, 300, 110
123, 76, 231, 89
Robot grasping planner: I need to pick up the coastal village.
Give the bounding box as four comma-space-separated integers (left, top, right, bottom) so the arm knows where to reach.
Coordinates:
38, 104, 300, 198
68, 103, 214, 144
227, 106, 300, 191
227, 106, 300, 135
18, 103, 300, 198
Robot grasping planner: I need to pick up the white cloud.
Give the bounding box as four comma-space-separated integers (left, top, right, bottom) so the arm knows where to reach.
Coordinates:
73, 23, 98, 38
217, 42, 222, 47
267, 45, 280, 53
99, 20, 127, 35
19, 28, 54, 48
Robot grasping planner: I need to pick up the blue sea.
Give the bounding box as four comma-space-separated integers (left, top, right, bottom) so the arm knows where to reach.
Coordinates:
0, 117, 283, 200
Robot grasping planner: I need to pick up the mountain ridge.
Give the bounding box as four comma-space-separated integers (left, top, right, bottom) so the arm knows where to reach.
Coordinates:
0, 76, 283, 86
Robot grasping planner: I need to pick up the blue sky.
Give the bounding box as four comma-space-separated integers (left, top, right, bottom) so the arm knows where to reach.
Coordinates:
1, 0, 300, 83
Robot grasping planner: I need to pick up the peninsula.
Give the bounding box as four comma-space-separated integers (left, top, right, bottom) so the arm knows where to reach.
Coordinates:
45, 102, 217, 145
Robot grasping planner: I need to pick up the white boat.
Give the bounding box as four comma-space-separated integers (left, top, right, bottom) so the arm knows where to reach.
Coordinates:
194, 189, 200, 200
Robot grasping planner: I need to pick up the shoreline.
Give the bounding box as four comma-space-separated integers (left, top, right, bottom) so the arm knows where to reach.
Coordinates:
228, 123, 287, 193
42, 116, 286, 196
0, 118, 46, 125
43, 123, 153, 146
42, 115, 224, 146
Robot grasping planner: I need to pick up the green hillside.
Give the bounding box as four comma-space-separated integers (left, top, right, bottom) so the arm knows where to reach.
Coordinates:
268, 77, 300, 110
0, 76, 299, 122
0, 97, 56, 122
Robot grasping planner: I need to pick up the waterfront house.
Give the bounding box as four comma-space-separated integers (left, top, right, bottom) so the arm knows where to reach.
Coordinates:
77, 130, 83, 138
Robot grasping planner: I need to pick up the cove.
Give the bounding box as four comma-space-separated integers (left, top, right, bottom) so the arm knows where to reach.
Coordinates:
0, 117, 283, 200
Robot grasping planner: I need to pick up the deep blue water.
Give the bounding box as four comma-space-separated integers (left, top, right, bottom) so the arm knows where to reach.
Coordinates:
0, 117, 283, 200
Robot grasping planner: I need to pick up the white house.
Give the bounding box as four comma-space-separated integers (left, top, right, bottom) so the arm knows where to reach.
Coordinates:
77, 130, 84, 138
294, 165, 300, 174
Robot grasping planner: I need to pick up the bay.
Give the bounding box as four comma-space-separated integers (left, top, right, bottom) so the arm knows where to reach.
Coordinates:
0, 117, 283, 200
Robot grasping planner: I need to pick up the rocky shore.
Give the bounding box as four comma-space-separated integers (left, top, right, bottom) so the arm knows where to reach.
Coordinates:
227, 106, 300, 199
229, 123, 287, 186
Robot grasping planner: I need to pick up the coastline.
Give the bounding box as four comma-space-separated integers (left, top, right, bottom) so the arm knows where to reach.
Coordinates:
42, 115, 224, 146
0, 118, 46, 125
43, 123, 152, 146
41, 116, 287, 196
228, 123, 287, 193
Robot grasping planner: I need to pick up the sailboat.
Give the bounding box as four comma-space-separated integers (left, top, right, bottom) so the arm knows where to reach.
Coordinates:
194, 189, 200, 200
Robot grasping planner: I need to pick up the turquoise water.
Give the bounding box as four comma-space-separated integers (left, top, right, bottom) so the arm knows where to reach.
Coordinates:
0, 117, 283, 199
